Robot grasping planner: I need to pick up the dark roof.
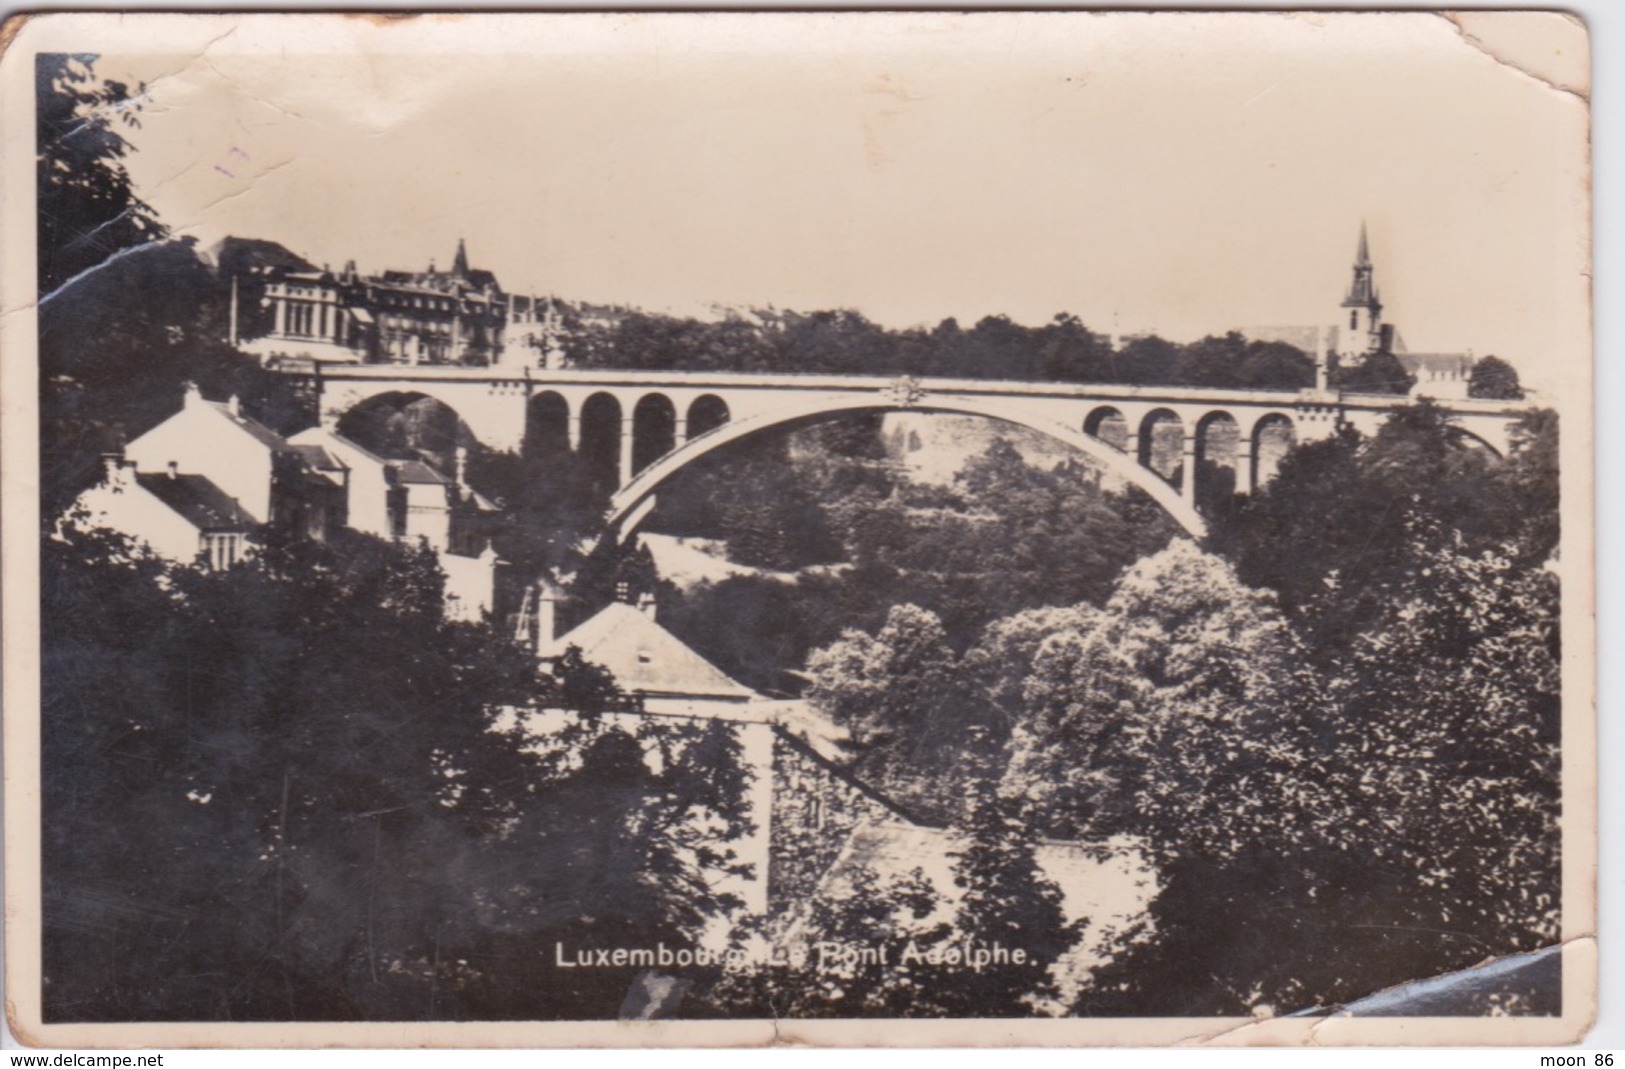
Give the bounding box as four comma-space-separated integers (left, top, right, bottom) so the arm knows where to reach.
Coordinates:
545, 603, 757, 701
287, 443, 345, 471
135, 473, 257, 531
203, 401, 290, 451
391, 459, 451, 485
206, 236, 315, 276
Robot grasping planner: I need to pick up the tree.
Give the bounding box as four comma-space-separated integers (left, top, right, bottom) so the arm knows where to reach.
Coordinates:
996, 616, 1140, 840
804, 605, 997, 822
1206, 402, 1507, 649
37, 54, 166, 295
42, 524, 755, 1021
939, 748, 1079, 1017
1320, 520, 1560, 973
1330, 349, 1414, 394
698, 865, 950, 1018
1468, 354, 1525, 400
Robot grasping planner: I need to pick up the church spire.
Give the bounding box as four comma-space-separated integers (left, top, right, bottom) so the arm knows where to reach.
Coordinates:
1343, 221, 1377, 309
452, 238, 470, 278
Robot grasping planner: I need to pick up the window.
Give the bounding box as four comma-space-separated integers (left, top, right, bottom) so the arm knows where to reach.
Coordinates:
1350, 311, 1358, 331
202, 532, 243, 571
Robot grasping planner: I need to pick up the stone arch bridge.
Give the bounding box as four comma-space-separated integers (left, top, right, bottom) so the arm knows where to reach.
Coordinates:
308, 366, 1530, 540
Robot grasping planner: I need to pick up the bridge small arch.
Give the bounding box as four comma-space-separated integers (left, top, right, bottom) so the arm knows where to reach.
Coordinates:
526, 390, 571, 459
1195, 410, 1240, 506
632, 393, 678, 476
579, 392, 623, 491
687, 394, 731, 439
607, 394, 1208, 541
1249, 413, 1297, 489
335, 389, 471, 473
1083, 406, 1130, 452
1138, 408, 1185, 486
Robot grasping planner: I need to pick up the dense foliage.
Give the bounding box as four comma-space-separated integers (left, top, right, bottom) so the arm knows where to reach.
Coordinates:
42, 525, 753, 1020
786, 401, 1561, 1015
567, 308, 1319, 389
1469, 354, 1526, 400
652, 429, 1179, 703
36, 54, 166, 296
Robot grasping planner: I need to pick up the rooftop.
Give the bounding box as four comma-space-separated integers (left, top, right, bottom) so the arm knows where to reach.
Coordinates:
544, 602, 757, 701
134, 472, 257, 532
202, 400, 291, 451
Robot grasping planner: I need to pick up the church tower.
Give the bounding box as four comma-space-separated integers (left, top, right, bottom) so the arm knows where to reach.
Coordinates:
1336, 222, 1387, 359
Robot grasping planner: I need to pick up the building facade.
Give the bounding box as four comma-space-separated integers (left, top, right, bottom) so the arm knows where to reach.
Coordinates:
71, 385, 502, 618
234, 240, 566, 369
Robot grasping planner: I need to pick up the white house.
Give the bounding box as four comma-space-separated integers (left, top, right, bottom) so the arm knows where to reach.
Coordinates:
286, 427, 501, 620
125, 383, 288, 524
539, 598, 759, 719
72, 456, 257, 570
288, 427, 399, 541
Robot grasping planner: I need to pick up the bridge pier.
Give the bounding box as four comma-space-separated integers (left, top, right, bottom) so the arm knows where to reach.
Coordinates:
1236, 440, 1257, 495
675, 417, 689, 447
1180, 433, 1198, 503
619, 415, 636, 487
567, 413, 582, 451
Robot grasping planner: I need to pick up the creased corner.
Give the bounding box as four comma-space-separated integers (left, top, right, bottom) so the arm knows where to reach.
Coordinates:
0, 13, 29, 68
1440, 12, 1590, 104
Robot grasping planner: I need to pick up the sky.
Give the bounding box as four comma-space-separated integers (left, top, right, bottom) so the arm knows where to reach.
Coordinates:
88, 11, 1589, 394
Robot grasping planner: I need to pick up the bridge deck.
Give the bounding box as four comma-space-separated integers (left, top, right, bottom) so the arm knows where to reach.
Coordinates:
306, 364, 1529, 418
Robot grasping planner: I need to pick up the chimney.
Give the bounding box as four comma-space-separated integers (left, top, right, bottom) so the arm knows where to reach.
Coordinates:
184, 381, 203, 408
167, 460, 178, 480
637, 590, 657, 621
101, 453, 128, 488
537, 581, 559, 649
455, 445, 468, 488
227, 395, 242, 417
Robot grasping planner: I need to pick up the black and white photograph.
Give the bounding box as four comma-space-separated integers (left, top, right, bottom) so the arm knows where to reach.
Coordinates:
0, 10, 1595, 1047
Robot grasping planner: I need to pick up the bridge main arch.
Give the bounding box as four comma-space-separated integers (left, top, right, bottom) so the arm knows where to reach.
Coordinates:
606, 393, 1208, 540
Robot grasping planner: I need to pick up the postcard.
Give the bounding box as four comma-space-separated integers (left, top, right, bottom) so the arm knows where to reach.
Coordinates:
0, 10, 1594, 1047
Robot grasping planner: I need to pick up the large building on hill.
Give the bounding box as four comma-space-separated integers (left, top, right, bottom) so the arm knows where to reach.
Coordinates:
226, 238, 567, 369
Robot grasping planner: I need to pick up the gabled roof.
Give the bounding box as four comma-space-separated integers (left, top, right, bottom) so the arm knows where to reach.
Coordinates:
202, 400, 290, 451
206, 236, 314, 276
286, 443, 346, 472
392, 459, 451, 486
134, 473, 256, 532
544, 602, 757, 701
289, 427, 389, 468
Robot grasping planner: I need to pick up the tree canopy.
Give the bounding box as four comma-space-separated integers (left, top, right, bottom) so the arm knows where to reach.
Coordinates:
37, 54, 166, 296
43, 526, 753, 1020
1468, 354, 1526, 400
